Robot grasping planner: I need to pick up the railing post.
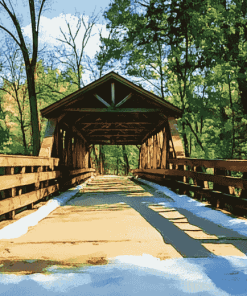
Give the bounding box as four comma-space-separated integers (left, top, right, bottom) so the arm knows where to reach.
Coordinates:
5, 167, 16, 219
213, 168, 228, 208
193, 166, 204, 201
153, 134, 157, 169
18, 166, 26, 196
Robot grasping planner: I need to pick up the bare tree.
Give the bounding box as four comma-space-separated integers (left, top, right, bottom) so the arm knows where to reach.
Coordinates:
0, 40, 30, 154
0, 0, 47, 155
55, 12, 98, 89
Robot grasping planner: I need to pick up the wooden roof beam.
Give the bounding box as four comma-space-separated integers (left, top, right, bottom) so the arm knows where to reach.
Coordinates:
72, 126, 88, 143
64, 108, 160, 113
86, 128, 149, 132
78, 122, 154, 125
88, 134, 144, 138
94, 94, 111, 107
111, 82, 115, 106
63, 122, 88, 143
115, 93, 132, 108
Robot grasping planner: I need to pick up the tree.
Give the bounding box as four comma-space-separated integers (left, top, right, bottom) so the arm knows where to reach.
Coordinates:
99, 0, 247, 160
0, 104, 10, 154
0, 39, 30, 154
55, 12, 98, 89
0, 0, 47, 155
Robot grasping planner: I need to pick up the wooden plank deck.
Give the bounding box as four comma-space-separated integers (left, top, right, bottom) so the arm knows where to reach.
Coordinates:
0, 175, 247, 274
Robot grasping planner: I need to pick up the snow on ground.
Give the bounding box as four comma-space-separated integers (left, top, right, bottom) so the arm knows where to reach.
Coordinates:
136, 177, 247, 237
1, 176, 247, 295
0, 177, 94, 240
0, 254, 247, 295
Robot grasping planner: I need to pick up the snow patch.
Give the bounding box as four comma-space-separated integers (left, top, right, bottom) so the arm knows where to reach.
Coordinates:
137, 178, 247, 237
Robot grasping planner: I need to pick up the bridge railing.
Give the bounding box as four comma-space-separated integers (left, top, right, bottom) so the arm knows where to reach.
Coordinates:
132, 158, 247, 215
0, 155, 95, 220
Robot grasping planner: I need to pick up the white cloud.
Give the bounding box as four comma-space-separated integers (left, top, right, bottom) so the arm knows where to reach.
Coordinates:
22, 14, 108, 58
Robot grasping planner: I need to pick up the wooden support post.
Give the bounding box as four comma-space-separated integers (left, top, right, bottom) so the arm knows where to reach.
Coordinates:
161, 127, 168, 169
156, 131, 162, 169
58, 128, 63, 161
5, 167, 16, 219
147, 138, 151, 169
18, 166, 26, 196
44, 166, 49, 187
85, 146, 89, 169
213, 168, 228, 208
144, 141, 147, 169
153, 134, 157, 169
39, 118, 57, 157
193, 166, 204, 201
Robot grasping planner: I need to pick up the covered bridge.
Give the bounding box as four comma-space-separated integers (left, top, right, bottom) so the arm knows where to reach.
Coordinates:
1, 72, 247, 221
39, 71, 184, 185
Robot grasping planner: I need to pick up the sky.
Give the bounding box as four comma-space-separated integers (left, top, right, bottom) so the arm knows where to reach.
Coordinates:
0, 0, 112, 59
0, 0, 161, 93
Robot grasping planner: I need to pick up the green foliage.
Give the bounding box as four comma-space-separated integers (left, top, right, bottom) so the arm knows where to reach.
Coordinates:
91, 145, 139, 175
98, 0, 247, 160
0, 105, 10, 154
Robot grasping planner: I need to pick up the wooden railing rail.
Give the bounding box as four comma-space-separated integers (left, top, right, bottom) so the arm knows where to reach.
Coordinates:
64, 168, 96, 188
132, 158, 247, 215
0, 155, 60, 220
0, 155, 96, 220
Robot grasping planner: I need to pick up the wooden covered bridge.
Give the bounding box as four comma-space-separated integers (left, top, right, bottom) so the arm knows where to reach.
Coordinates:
1, 72, 247, 220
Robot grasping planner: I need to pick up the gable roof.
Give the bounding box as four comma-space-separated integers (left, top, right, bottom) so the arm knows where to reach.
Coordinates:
40, 71, 182, 118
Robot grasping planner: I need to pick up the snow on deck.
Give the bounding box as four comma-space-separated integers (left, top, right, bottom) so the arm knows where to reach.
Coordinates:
137, 177, 247, 237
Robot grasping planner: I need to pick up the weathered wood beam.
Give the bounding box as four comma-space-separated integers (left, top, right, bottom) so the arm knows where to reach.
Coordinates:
0, 171, 60, 191
64, 108, 160, 113
0, 155, 59, 168
87, 132, 146, 137
94, 94, 111, 107
141, 118, 167, 144
69, 168, 95, 176
168, 158, 247, 173
86, 128, 148, 132
88, 134, 143, 138
90, 141, 140, 145
57, 113, 67, 123
63, 122, 88, 143
115, 93, 132, 107
79, 122, 153, 125
0, 184, 59, 216
72, 126, 88, 143
111, 83, 115, 106
39, 118, 57, 157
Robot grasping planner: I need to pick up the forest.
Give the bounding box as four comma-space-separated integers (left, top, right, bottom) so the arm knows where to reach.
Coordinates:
0, 0, 247, 175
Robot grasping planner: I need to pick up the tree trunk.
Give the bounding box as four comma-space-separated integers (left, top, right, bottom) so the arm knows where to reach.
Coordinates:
182, 121, 190, 157
122, 145, 129, 176
116, 156, 119, 175
99, 145, 105, 175
26, 67, 40, 156
92, 144, 99, 172
237, 65, 247, 114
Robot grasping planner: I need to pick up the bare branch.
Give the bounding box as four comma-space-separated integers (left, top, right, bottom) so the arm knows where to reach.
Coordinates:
0, 25, 21, 46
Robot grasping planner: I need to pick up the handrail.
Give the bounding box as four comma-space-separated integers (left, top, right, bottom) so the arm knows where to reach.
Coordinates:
132, 158, 247, 215
168, 158, 247, 173
0, 155, 95, 220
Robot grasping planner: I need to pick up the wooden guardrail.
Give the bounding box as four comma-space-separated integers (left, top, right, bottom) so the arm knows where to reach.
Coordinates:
0, 155, 60, 220
132, 158, 247, 215
63, 168, 96, 188
0, 155, 95, 220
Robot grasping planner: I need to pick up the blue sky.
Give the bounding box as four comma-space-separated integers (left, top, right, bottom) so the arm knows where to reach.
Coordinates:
0, 0, 112, 58
43, 0, 111, 24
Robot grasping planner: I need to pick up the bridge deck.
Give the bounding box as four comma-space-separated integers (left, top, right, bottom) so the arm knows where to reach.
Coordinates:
0, 175, 247, 274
